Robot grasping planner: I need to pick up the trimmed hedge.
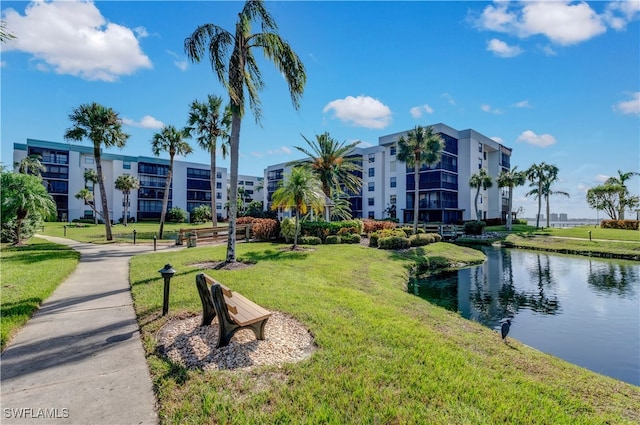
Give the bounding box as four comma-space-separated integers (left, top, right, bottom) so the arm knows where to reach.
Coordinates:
464, 220, 486, 235
301, 220, 364, 241
409, 233, 442, 247
600, 220, 640, 230
325, 235, 342, 244
299, 236, 321, 245
378, 236, 411, 250
237, 216, 280, 241
362, 219, 397, 234
341, 233, 361, 244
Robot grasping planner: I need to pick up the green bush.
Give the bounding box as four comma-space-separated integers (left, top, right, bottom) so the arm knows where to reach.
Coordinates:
513, 218, 528, 225
167, 207, 187, 223
191, 205, 212, 224
301, 220, 364, 240
378, 235, 411, 250
299, 236, 321, 245
325, 235, 341, 244
410, 233, 436, 247
341, 233, 361, 244
399, 227, 414, 237
369, 228, 407, 247
464, 220, 486, 235
280, 217, 296, 243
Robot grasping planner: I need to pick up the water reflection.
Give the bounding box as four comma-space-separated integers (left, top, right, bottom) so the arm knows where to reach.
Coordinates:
409, 247, 640, 386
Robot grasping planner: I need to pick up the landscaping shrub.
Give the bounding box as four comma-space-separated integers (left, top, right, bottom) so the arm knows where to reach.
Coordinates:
378, 235, 411, 250
362, 219, 396, 234
337, 226, 359, 236
301, 220, 364, 240
340, 233, 361, 244
236, 217, 279, 241
325, 235, 341, 244
280, 217, 296, 243
464, 220, 486, 235
190, 205, 212, 224
299, 236, 321, 245
369, 228, 407, 247
513, 218, 528, 225
167, 207, 187, 223
410, 233, 436, 247
399, 227, 414, 237
484, 218, 504, 226
600, 220, 640, 230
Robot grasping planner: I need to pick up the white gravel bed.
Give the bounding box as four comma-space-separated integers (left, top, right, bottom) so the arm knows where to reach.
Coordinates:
156, 312, 315, 371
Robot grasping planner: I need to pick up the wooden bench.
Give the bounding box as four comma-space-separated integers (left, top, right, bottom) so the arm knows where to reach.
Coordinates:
176, 224, 252, 246
195, 273, 271, 348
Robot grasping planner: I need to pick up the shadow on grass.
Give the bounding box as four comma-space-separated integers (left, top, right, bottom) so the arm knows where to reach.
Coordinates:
1, 250, 79, 265
2, 242, 74, 252
242, 248, 310, 263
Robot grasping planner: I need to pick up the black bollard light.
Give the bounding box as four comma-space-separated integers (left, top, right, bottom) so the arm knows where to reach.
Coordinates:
133, 229, 137, 245
63, 225, 67, 237
589, 230, 592, 241
158, 264, 175, 316
153, 235, 157, 251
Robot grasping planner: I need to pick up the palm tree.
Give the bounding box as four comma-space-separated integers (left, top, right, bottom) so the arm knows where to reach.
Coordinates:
469, 168, 493, 222
1, 172, 56, 245
185, 0, 306, 263
115, 175, 140, 226
151, 125, 193, 239
83, 169, 99, 223
74, 188, 103, 221
1, 20, 15, 44
293, 132, 362, 220
497, 166, 526, 230
270, 166, 325, 249
15, 154, 46, 177
605, 170, 639, 220
526, 162, 549, 229
396, 125, 445, 233
64, 102, 129, 241
186, 94, 231, 227
528, 177, 570, 228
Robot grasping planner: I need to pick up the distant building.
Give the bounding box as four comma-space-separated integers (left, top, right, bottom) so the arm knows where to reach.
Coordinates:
559, 213, 568, 221
550, 213, 559, 222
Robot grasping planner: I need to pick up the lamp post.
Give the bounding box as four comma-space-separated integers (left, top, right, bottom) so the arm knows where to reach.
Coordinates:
158, 264, 175, 316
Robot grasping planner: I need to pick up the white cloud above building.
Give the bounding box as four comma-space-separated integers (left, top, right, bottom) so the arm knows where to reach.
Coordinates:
2, 0, 152, 81
613, 92, 640, 115
323, 95, 392, 129
123, 115, 164, 129
517, 130, 557, 147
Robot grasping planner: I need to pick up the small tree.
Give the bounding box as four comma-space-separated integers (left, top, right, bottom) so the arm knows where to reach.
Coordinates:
114, 175, 140, 226
191, 205, 213, 224
497, 167, 526, 230
74, 188, 103, 221
270, 167, 325, 249
469, 168, 493, 222
15, 154, 46, 177
1, 171, 56, 245
151, 125, 192, 239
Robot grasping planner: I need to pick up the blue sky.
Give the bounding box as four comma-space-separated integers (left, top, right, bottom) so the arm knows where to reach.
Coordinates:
2, 0, 639, 219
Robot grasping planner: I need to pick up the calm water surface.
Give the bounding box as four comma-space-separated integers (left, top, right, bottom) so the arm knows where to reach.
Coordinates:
409, 247, 640, 386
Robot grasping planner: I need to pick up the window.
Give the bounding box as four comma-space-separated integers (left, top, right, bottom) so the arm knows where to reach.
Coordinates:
216, 182, 222, 189
245, 181, 253, 186
368, 153, 375, 163
368, 211, 375, 219
123, 161, 131, 170
478, 159, 483, 169
368, 182, 375, 192
390, 160, 396, 173
390, 145, 396, 155
390, 177, 396, 188
368, 167, 375, 177
390, 194, 396, 205
478, 142, 483, 153
216, 192, 222, 199
483, 152, 487, 160
85, 157, 94, 164
216, 172, 222, 179
368, 198, 374, 206
216, 203, 222, 210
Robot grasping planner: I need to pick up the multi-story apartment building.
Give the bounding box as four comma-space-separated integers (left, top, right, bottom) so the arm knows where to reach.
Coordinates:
14, 123, 511, 225
13, 139, 263, 223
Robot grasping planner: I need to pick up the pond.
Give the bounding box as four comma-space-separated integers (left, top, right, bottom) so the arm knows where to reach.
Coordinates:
409, 246, 640, 386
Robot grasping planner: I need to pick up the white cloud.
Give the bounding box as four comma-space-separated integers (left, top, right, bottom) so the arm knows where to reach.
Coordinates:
323, 95, 392, 129
167, 50, 188, 71
595, 174, 610, 183
512, 100, 532, 108
480, 104, 503, 114
441, 93, 456, 106
613, 92, 640, 115
123, 115, 164, 129
490, 136, 504, 144
409, 104, 434, 118
251, 146, 292, 157
487, 38, 523, 57
516, 130, 557, 147
475, 1, 633, 46
2, 0, 152, 81
355, 140, 374, 148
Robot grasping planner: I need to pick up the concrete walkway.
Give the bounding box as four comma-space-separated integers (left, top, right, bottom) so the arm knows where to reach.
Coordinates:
1, 236, 178, 424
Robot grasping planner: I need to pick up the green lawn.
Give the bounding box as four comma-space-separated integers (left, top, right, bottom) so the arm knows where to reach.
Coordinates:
39, 221, 219, 243
0, 238, 80, 350
130, 242, 640, 424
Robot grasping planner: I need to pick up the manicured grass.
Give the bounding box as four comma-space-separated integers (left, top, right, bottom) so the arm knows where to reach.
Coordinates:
503, 234, 640, 259
39, 221, 218, 243
130, 242, 640, 424
1, 237, 80, 350
534, 225, 640, 242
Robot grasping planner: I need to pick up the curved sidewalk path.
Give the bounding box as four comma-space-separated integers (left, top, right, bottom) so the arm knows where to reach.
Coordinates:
1, 235, 179, 424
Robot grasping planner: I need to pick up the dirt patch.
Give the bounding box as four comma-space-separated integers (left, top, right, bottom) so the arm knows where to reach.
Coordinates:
189, 260, 255, 271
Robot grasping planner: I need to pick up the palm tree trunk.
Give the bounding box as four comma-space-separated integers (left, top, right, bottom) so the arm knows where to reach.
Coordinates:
546, 195, 550, 228
210, 148, 218, 228
123, 192, 129, 226
158, 159, 173, 239
293, 210, 299, 249
506, 186, 513, 231
226, 112, 241, 263
95, 156, 113, 240
536, 181, 542, 229
475, 188, 481, 221
413, 162, 420, 234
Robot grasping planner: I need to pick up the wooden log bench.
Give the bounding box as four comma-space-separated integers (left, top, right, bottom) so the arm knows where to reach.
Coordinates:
195, 273, 271, 348
176, 225, 252, 246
